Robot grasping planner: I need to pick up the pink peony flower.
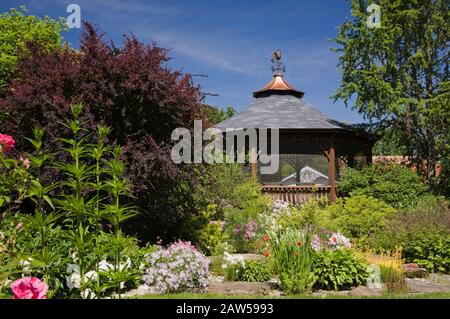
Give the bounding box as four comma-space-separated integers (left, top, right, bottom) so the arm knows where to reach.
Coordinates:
0, 134, 15, 154
11, 277, 48, 299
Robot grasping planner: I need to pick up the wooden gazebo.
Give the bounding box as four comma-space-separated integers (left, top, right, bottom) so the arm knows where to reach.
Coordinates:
216, 52, 376, 204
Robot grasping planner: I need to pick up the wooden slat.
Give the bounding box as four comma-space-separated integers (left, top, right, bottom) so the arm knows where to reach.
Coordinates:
261, 185, 331, 204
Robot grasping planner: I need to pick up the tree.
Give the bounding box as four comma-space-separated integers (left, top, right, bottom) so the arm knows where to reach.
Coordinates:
200, 105, 235, 125
0, 7, 66, 97
333, 0, 449, 186
0, 22, 203, 242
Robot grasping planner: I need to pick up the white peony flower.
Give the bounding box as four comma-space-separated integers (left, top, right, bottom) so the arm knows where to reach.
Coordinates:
66, 263, 80, 274
19, 258, 32, 275
98, 260, 113, 271
66, 272, 81, 289
81, 288, 96, 299
84, 270, 98, 282
119, 258, 131, 271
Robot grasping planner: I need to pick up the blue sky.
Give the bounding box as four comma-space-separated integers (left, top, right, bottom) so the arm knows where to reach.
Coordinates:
2, 0, 366, 124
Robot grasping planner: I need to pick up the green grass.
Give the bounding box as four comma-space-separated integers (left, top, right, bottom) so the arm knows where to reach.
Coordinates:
134, 292, 450, 299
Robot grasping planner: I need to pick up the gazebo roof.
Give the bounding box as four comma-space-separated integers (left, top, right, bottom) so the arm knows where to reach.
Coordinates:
216, 75, 351, 131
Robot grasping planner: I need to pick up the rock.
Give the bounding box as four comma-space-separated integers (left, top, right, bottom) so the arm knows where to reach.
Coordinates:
348, 285, 383, 297
402, 263, 428, 278
406, 278, 450, 293
207, 281, 276, 296
119, 284, 155, 297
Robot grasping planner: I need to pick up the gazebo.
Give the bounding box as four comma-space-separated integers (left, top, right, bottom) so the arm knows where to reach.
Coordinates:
216, 51, 377, 204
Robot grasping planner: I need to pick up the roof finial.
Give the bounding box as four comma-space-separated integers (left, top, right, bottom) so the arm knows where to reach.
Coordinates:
271, 49, 285, 75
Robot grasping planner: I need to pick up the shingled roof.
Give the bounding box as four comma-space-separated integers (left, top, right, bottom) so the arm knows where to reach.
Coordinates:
216, 74, 351, 131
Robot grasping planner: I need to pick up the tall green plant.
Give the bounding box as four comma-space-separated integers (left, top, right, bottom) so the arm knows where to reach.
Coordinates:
269, 228, 316, 294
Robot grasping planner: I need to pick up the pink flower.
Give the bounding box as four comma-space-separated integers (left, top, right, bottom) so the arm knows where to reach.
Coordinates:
20, 157, 30, 169
0, 134, 15, 154
11, 277, 48, 299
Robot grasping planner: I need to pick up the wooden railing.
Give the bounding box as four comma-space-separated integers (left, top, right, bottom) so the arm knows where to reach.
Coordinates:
261, 185, 331, 205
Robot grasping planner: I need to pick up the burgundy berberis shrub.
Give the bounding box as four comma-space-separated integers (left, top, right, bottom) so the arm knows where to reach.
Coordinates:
0, 22, 206, 242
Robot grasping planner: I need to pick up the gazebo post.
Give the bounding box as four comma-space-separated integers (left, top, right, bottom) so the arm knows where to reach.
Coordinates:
327, 141, 337, 202
250, 147, 257, 179
366, 148, 373, 165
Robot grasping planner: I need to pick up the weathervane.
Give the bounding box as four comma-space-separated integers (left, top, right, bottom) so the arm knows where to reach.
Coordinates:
271, 49, 286, 75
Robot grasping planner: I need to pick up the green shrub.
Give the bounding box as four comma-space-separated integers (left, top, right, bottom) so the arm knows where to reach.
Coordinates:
224, 194, 270, 253
403, 234, 450, 273
313, 249, 368, 290
326, 195, 396, 246
239, 260, 271, 282
338, 163, 430, 208
276, 197, 329, 231
269, 228, 316, 294
368, 197, 450, 252
224, 260, 271, 282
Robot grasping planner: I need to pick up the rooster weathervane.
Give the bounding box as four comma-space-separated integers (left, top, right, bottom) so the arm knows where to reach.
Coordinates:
271, 49, 286, 75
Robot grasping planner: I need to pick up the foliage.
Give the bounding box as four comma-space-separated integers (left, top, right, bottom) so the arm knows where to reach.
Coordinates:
224, 258, 271, 283
372, 134, 406, 156
0, 22, 202, 243
222, 252, 246, 281
143, 241, 210, 294
0, 7, 66, 97
194, 220, 226, 256
269, 228, 316, 294
362, 249, 409, 294
239, 260, 271, 282
333, 0, 450, 185
326, 195, 396, 246
222, 180, 271, 253
313, 249, 368, 291
379, 265, 409, 294
0, 105, 140, 298
368, 197, 450, 252
200, 105, 235, 125
338, 163, 430, 208
403, 234, 450, 273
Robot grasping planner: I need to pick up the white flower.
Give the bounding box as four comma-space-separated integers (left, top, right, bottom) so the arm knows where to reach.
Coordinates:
120, 282, 125, 289
66, 272, 81, 289
70, 251, 78, 262
84, 270, 98, 282
66, 263, 80, 274
81, 288, 96, 299
98, 260, 113, 271
119, 258, 132, 271
19, 258, 33, 275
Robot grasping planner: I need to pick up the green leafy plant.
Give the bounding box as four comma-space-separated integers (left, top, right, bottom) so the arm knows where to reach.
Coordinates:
403, 234, 450, 273
326, 195, 396, 246
239, 260, 271, 282
367, 197, 450, 252
0, 103, 139, 298
313, 249, 368, 291
269, 228, 316, 294
338, 163, 431, 208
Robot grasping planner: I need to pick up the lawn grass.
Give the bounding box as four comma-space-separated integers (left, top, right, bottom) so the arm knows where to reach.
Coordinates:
135, 292, 450, 299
